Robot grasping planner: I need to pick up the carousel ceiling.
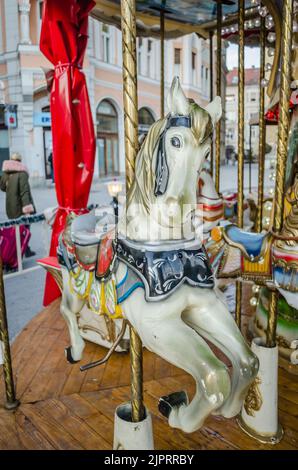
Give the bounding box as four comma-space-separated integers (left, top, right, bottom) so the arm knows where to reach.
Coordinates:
92, 0, 256, 38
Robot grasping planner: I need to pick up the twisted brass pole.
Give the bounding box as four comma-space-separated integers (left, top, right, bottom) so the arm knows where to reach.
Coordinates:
209, 31, 214, 177
0, 258, 19, 410
256, 16, 266, 233
160, 10, 165, 119
120, 0, 145, 423
267, 0, 293, 348
215, 1, 222, 193
121, 0, 139, 192
235, 0, 245, 330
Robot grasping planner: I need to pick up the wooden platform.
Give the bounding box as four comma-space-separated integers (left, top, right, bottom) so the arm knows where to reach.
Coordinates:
0, 296, 297, 450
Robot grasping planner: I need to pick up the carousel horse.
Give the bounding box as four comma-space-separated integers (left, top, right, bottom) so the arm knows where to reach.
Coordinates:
54, 77, 258, 434
207, 165, 298, 311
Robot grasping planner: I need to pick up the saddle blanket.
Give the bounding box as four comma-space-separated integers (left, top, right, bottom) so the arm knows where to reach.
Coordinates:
116, 238, 214, 301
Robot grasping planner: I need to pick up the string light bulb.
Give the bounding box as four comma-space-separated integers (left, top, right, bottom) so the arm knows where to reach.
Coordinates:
267, 32, 276, 43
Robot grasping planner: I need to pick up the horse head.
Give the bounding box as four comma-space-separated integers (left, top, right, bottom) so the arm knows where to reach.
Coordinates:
123, 77, 222, 241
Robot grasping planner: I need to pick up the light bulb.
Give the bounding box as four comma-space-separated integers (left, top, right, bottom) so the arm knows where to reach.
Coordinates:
265, 20, 274, 30
248, 20, 254, 29
251, 0, 260, 5
293, 22, 298, 33
231, 26, 236, 33
261, 78, 269, 87
259, 6, 268, 17
268, 47, 275, 57
254, 18, 261, 28
265, 62, 272, 71
267, 32, 276, 43
250, 297, 258, 307
244, 20, 249, 29
252, 284, 261, 294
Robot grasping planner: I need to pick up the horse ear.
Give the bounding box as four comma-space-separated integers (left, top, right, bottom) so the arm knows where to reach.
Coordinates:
205, 96, 222, 125
167, 77, 190, 115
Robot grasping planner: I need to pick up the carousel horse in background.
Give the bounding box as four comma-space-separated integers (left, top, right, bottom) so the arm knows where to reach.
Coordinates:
207, 164, 298, 311
45, 77, 258, 434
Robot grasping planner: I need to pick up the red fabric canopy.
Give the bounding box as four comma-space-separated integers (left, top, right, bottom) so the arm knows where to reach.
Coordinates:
40, 0, 96, 305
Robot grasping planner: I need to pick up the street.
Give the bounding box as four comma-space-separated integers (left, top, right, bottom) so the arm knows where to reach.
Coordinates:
1, 163, 271, 341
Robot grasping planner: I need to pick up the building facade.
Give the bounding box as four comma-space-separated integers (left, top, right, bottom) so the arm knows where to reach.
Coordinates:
225, 66, 261, 159
0, 0, 226, 184
225, 65, 277, 160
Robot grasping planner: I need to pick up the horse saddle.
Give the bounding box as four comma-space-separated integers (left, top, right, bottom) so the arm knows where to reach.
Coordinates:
223, 225, 269, 261
59, 211, 116, 273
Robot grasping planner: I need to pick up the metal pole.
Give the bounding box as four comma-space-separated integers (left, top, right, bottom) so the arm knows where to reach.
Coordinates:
160, 10, 165, 119
15, 225, 23, 272
235, 0, 245, 330
256, 16, 266, 233
267, 0, 293, 348
249, 124, 252, 193
215, 1, 222, 193
0, 258, 19, 410
209, 31, 214, 177
120, 0, 145, 422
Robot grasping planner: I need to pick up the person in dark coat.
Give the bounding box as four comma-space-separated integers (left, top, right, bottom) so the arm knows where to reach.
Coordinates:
0, 152, 36, 257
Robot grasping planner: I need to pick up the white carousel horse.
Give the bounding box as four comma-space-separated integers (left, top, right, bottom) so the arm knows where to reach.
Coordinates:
57, 77, 258, 434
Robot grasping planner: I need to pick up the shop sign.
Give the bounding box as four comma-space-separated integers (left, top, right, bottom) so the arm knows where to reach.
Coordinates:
34, 112, 51, 127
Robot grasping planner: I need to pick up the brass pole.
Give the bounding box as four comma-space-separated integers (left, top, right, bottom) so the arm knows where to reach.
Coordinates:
0, 258, 19, 410
256, 16, 266, 233
209, 31, 214, 177
160, 10, 165, 118
215, 1, 222, 193
235, 0, 245, 330
120, 0, 145, 422
121, 0, 139, 192
266, 0, 293, 348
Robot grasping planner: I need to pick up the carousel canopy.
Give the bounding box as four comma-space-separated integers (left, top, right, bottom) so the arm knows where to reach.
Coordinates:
92, 0, 256, 39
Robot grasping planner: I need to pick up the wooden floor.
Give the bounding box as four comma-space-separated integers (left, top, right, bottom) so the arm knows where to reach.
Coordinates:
0, 293, 297, 450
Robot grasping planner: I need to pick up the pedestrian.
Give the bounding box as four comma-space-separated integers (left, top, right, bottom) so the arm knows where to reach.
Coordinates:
0, 152, 36, 257
48, 151, 54, 182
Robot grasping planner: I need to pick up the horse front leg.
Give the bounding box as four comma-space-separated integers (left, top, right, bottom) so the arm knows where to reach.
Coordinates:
61, 268, 86, 362
184, 288, 259, 418
137, 311, 231, 433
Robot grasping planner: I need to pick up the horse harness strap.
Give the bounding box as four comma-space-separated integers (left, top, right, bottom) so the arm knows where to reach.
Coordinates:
154, 114, 191, 196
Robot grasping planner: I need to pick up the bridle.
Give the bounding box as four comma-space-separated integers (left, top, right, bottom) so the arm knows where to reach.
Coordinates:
154, 112, 213, 197
154, 114, 191, 196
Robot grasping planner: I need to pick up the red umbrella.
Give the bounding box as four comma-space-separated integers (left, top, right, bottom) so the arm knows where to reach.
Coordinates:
40, 0, 96, 305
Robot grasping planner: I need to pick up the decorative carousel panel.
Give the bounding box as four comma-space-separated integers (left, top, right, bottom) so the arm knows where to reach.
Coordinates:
92, 0, 257, 38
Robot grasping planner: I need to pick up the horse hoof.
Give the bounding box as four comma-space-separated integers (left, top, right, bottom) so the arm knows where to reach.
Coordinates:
158, 390, 188, 419
65, 347, 80, 364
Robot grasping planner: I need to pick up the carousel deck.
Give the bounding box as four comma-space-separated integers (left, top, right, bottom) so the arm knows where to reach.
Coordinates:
0, 296, 297, 451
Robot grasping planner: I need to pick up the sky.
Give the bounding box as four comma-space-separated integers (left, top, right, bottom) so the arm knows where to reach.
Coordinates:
226, 43, 260, 70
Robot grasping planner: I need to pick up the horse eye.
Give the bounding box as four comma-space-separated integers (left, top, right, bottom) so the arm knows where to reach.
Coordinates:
171, 136, 181, 148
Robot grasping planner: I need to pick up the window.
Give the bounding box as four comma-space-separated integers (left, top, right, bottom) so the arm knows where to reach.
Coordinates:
232, 76, 238, 85
37, 1, 44, 39
138, 107, 155, 135
174, 48, 181, 77
192, 52, 196, 85
138, 37, 143, 74
39, 1, 44, 19
250, 92, 257, 102
102, 24, 110, 63
147, 40, 153, 77
97, 100, 119, 176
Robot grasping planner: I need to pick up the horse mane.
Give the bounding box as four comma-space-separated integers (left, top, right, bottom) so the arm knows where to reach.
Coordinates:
126, 103, 213, 215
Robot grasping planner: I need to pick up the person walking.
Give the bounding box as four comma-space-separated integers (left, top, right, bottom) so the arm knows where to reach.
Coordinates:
0, 152, 36, 257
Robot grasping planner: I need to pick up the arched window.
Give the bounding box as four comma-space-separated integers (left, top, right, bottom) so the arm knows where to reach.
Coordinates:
138, 107, 155, 135
97, 100, 119, 176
